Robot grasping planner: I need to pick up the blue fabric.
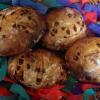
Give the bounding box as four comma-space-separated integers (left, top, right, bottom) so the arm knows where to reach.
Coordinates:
0, 0, 48, 14
71, 84, 83, 94
0, 0, 10, 3
97, 3, 100, 18
83, 3, 100, 37
58, 0, 71, 6
67, 3, 82, 12
12, 0, 19, 5
50, 0, 100, 20
12, 0, 48, 14
88, 23, 100, 37
84, 3, 100, 18
84, 4, 97, 12
0, 97, 3, 100
57, 1, 82, 13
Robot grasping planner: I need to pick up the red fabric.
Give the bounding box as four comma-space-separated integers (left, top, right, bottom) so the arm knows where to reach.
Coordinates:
83, 11, 97, 24
80, 0, 88, 5
2, 77, 99, 100
97, 91, 100, 98
26, 87, 40, 100
69, 0, 78, 3
81, 84, 100, 92
66, 92, 94, 100
0, 77, 16, 96
26, 84, 93, 100
65, 92, 83, 100
3, 77, 97, 100
0, 87, 12, 96
26, 85, 85, 100
69, 0, 88, 4
3, 78, 100, 100
4, 77, 17, 83
26, 85, 66, 100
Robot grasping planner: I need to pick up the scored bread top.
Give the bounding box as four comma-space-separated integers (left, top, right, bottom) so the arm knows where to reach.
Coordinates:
8, 49, 67, 89
65, 37, 100, 83
43, 7, 86, 51
0, 6, 45, 56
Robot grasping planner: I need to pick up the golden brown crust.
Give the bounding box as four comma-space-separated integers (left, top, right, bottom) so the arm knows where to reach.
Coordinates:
65, 37, 100, 83
8, 49, 67, 89
0, 6, 46, 56
42, 7, 86, 51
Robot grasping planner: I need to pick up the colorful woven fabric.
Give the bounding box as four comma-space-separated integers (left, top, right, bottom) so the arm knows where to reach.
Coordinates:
0, 1, 99, 100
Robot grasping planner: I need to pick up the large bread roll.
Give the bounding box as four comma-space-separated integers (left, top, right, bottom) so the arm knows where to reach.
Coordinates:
0, 6, 45, 56
65, 37, 100, 83
8, 49, 67, 89
43, 7, 86, 51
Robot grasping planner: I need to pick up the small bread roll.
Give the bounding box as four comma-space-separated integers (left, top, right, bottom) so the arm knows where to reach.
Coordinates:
42, 7, 86, 51
8, 49, 67, 89
0, 6, 45, 56
65, 37, 100, 83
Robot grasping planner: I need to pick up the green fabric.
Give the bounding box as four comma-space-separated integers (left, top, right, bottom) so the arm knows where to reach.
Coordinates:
3, 94, 17, 100
0, 3, 9, 10
10, 84, 30, 100
63, 77, 77, 92
0, 83, 30, 100
42, 0, 62, 8
83, 88, 97, 100
0, 57, 8, 81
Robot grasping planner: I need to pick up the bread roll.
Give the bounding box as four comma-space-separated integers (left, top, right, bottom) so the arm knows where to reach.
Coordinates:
0, 6, 45, 56
8, 49, 67, 89
65, 37, 100, 83
43, 7, 86, 51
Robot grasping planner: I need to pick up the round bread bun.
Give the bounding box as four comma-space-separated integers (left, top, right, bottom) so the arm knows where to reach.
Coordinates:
42, 7, 86, 51
0, 6, 45, 56
65, 37, 100, 83
8, 49, 67, 89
